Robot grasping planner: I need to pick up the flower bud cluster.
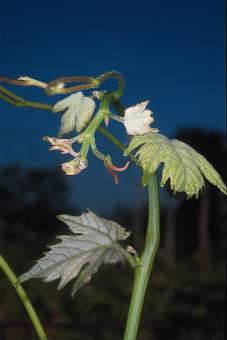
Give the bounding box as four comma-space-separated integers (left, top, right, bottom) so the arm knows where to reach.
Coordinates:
45, 89, 158, 182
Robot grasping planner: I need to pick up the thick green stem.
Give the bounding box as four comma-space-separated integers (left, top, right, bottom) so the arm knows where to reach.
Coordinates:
0, 255, 48, 340
123, 174, 160, 340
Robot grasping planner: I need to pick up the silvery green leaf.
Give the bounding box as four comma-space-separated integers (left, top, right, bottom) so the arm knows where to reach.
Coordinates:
53, 92, 95, 136
19, 211, 130, 296
124, 133, 227, 198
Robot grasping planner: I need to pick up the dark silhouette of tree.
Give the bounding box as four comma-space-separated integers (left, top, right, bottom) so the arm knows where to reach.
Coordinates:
175, 128, 226, 267
0, 165, 81, 266
0, 128, 226, 340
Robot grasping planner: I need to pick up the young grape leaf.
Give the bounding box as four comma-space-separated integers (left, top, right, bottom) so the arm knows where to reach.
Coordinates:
53, 92, 96, 136
19, 211, 131, 296
124, 133, 227, 198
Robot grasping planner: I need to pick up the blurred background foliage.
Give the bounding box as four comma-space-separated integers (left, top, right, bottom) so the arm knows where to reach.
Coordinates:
0, 128, 226, 340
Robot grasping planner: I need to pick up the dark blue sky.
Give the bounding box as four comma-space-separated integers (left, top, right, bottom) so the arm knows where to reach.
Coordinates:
0, 0, 225, 213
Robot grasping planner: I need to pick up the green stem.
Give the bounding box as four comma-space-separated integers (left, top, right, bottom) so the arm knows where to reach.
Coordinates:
97, 126, 138, 163
0, 85, 52, 110
79, 97, 110, 160
123, 174, 160, 340
45, 70, 124, 97
0, 255, 48, 340
96, 71, 125, 100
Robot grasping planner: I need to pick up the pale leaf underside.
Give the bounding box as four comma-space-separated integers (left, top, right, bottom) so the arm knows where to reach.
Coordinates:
53, 92, 95, 136
19, 211, 130, 296
124, 133, 227, 198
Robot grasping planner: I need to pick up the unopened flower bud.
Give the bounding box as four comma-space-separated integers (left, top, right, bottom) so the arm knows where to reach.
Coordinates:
61, 158, 87, 176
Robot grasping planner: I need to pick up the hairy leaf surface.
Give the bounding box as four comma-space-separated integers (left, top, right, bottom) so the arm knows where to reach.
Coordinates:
124, 133, 227, 197
19, 211, 130, 296
53, 92, 95, 135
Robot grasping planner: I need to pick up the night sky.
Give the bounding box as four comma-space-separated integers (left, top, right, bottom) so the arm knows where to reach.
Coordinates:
0, 0, 225, 213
